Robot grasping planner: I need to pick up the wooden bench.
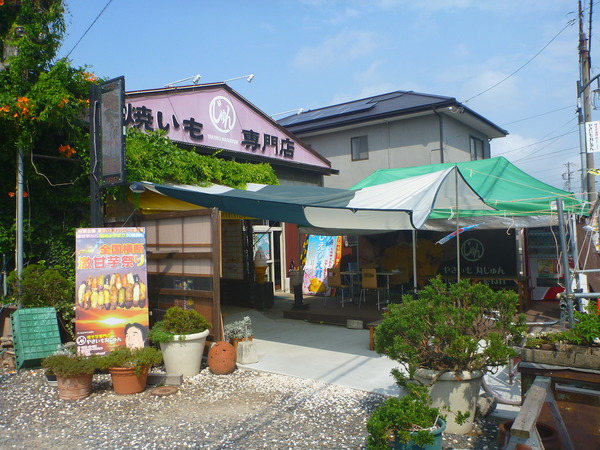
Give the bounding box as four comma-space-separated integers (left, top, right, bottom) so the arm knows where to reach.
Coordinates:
504, 376, 574, 449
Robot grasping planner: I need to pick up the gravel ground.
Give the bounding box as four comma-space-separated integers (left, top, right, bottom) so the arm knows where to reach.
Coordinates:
0, 365, 503, 449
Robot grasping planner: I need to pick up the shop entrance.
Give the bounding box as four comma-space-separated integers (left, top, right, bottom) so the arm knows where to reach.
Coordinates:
253, 223, 283, 291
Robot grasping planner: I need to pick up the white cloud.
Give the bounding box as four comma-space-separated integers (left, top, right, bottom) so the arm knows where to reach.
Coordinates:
492, 133, 580, 190
292, 30, 384, 70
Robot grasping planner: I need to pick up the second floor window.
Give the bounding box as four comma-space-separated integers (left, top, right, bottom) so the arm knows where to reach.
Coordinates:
351, 135, 369, 161
470, 136, 484, 160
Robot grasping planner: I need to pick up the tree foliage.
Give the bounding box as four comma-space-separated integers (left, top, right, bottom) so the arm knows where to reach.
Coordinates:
0, 0, 96, 276
0, 1, 280, 286
375, 276, 527, 373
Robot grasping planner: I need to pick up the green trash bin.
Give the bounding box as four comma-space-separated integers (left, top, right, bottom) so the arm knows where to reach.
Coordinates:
10, 307, 62, 369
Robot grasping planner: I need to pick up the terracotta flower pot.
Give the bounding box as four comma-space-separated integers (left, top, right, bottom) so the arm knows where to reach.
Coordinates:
208, 341, 237, 375
108, 366, 150, 394
56, 373, 93, 400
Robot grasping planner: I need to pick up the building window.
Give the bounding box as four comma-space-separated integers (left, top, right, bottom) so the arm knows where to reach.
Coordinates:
351, 135, 369, 161
470, 136, 484, 160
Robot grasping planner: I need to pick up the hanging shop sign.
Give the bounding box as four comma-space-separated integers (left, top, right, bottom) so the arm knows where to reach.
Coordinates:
75, 227, 149, 355
125, 86, 330, 169
586, 121, 600, 153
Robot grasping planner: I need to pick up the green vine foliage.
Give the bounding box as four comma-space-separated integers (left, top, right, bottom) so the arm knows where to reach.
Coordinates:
0, 1, 98, 278
0, 2, 280, 293
124, 128, 279, 189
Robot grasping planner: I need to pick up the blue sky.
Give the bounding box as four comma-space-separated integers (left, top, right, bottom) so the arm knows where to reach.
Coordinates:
59, 0, 598, 192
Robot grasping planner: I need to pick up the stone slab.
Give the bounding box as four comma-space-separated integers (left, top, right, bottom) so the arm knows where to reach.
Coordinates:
146, 372, 183, 386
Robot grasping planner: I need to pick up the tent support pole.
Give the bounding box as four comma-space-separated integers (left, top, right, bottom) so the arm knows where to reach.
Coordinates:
455, 167, 461, 282
412, 229, 417, 291
557, 198, 574, 328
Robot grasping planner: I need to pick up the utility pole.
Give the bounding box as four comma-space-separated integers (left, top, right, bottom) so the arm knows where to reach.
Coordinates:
578, 0, 596, 202
563, 162, 574, 191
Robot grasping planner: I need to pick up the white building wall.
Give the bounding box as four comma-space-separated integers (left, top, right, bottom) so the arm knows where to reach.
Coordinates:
305, 115, 488, 189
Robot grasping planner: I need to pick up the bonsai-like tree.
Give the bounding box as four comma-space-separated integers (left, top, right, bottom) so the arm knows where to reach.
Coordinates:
375, 276, 527, 377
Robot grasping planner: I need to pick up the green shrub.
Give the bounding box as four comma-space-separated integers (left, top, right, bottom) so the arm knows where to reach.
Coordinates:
525, 301, 600, 348
366, 384, 442, 449
5, 262, 75, 339
565, 301, 600, 346
375, 276, 526, 375
148, 307, 211, 343
41, 346, 99, 377
97, 346, 162, 374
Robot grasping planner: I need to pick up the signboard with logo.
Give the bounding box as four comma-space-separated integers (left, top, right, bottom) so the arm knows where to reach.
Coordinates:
125, 86, 330, 169
438, 229, 517, 280
75, 228, 149, 355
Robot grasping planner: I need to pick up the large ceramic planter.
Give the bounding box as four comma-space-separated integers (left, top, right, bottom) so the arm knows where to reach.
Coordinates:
56, 373, 93, 400
108, 366, 150, 394
414, 368, 483, 435
160, 329, 209, 377
394, 418, 446, 450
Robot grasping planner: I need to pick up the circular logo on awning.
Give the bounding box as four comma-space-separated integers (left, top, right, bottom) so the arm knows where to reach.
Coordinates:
461, 239, 484, 262
209, 96, 236, 133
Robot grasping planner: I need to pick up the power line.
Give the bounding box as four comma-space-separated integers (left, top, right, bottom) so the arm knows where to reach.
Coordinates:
464, 18, 576, 104
496, 129, 578, 157
510, 146, 580, 165
500, 105, 576, 126
65, 0, 114, 59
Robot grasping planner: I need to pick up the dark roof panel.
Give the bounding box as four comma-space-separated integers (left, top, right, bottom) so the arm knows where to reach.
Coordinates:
277, 90, 506, 138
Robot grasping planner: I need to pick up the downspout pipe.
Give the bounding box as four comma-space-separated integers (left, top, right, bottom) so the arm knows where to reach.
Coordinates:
433, 109, 445, 163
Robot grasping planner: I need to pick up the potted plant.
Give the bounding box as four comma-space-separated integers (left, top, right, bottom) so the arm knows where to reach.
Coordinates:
520, 300, 600, 368
367, 383, 446, 450
224, 316, 254, 350
375, 276, 526, 434
41, 345, 100, 400
97, 346, 163, 394
148, 307, 212, 377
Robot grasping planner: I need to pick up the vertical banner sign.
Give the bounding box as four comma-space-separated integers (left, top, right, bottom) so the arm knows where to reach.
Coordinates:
585, 121, 600, 153
302, 235, 341, 296
75, 228, 149, 356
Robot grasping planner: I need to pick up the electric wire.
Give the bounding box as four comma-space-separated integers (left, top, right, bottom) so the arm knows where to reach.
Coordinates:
464, 18, 577, 104
500, 105, 576, 127
65, 0, 114, 59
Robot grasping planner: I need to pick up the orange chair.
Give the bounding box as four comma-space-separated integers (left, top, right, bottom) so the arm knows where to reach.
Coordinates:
359, 268, 387, 309
327, 268, 349, 307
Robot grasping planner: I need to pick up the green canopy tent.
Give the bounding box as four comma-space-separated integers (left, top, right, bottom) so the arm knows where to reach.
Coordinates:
132, 156, 586, 288
348, 156, 586, 287
350, 156, 585, 229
